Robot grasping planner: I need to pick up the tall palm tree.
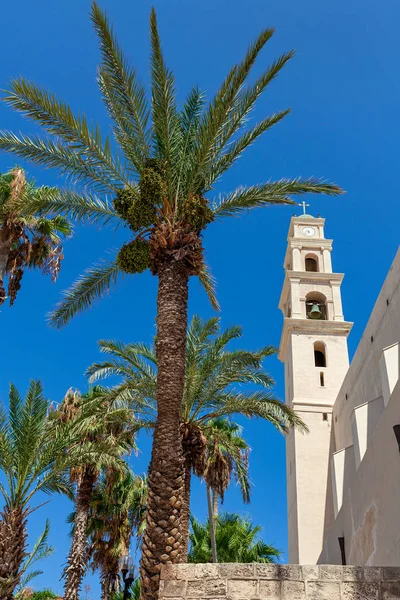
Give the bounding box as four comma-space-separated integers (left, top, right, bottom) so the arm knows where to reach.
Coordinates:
87, 316, 307, 557
86, 471, 147, 600
188, 513, 280, 564
0, 167, 71, 305
53, 388, 136, 600
0, 5, 341, 595
0, 381, 82, 599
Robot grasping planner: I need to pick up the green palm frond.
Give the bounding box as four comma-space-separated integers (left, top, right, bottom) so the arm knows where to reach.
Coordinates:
203, 50, 294, 171
198, 263, 220, 311
149, 8, 181, 200
201, 390, 308, 434
175, 87, 205, 200
91, 1, 151, 172
186, 27, 275, 194
212, 178, 343, 218
3, 78, 131, 189
32, 186, 122, 226
203, 109, 290, 190
48, 258, 121, 329
0, 132, 117, 193
18, 519, 54, 583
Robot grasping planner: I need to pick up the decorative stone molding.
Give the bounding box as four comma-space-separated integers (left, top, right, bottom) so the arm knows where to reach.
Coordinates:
159, 563, 400, 599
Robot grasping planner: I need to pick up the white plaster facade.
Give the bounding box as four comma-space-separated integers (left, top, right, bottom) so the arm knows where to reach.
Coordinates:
280, 213, 400, 568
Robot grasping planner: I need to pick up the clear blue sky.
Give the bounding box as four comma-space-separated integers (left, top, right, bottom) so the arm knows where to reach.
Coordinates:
1, 0, 399, 595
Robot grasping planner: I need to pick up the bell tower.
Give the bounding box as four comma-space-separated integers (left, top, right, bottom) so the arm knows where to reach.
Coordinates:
278, 206, 352, 564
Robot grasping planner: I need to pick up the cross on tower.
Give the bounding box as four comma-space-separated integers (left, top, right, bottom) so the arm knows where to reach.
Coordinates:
298, 201, 310, 215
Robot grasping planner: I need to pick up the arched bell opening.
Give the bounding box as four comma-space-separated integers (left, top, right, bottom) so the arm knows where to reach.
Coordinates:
306, 292, 327, 320
305, 254, 319, 272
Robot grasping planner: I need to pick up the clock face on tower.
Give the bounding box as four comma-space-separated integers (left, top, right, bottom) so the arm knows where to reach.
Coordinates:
302, 226, 316, 237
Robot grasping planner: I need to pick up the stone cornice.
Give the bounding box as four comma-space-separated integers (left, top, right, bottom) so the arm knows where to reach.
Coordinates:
290, 238, 333, 248
278, 318, 353, 361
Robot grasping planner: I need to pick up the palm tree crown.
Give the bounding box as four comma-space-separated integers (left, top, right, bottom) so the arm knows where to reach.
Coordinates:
188, 513, 280, 563
0, 168, 71, 305
87, 315, 306, 439
0, 3, 341, 324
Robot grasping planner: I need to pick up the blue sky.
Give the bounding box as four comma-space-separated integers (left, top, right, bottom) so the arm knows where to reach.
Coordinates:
1, 0, 399, 595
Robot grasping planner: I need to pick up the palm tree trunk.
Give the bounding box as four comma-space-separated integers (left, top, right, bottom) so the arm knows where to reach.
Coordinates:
0, 241, 8, 303
0, 506, 28, 599
180, 459, 192, 560
212, 490, 219, 520
140, 261, 188, 600
64, 467, 97, 600
206, 485, 218, 563
101, 564, 120, 600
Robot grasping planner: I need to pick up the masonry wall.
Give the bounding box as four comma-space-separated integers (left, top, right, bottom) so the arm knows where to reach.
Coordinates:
320, 248, 400, 565
159, 563, 400, 599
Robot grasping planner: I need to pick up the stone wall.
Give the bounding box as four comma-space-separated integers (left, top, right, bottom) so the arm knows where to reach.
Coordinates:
159, 563, 400, 599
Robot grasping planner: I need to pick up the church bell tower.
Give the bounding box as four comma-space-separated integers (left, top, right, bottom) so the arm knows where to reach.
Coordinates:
278, 207, 352, 564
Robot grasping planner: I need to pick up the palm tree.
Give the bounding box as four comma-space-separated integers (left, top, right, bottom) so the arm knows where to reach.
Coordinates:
202, 418, 251, 561
53, 388, 136, 600
204, 418, 250, 516
87, 316, 307, 557
0, 167, 71, 305
0, 5, 341, 595
0, 381, 79, 599
188, 513, 280, 564
86, 471, 147, 600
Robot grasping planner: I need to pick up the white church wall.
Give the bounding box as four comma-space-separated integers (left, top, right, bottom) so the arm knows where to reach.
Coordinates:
320, 379, 400, 566
332, 248, 400, 453
321, 248, 400, 565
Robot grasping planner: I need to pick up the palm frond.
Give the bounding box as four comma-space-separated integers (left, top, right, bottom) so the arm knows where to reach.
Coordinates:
175, 87, 205, 199
3, 77, 132, 189
149, 8, 181, 200
201, 391, 308, 434
187, 27, 275, 194
201, 50, 295, 187
32, 186, 122, 226
203, 109, 290, 189
0, 131, 116, 193
19, 519, 54, 576
91, 2, 151, 172
198, 262, 220, 311
48, 258, 122, 328
212, 178, 343, 218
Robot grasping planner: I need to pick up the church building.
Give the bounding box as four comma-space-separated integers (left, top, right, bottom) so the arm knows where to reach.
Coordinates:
279, 210, 400, 566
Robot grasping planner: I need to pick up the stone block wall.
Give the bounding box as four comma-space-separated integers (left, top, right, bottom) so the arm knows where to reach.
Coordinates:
159, 563, 400, 599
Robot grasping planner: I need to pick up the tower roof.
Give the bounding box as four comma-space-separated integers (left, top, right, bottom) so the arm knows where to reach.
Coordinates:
297, 213, 317, 219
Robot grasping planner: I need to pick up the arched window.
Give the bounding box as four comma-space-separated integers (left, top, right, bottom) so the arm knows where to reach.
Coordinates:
305, 256, 318, 272
306, 292, 327, 320
314, 342, 326, 367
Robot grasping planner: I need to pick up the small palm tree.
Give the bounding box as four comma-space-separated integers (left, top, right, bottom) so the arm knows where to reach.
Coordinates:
53, 388, 136, 600
87, 471, 147, 600
0, 381, 78, 598
0, 167, 71, 305
188, 513, 280, 564
204, 418, 250, 516
87, 315, 307, 557
0, 5, 340, 595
